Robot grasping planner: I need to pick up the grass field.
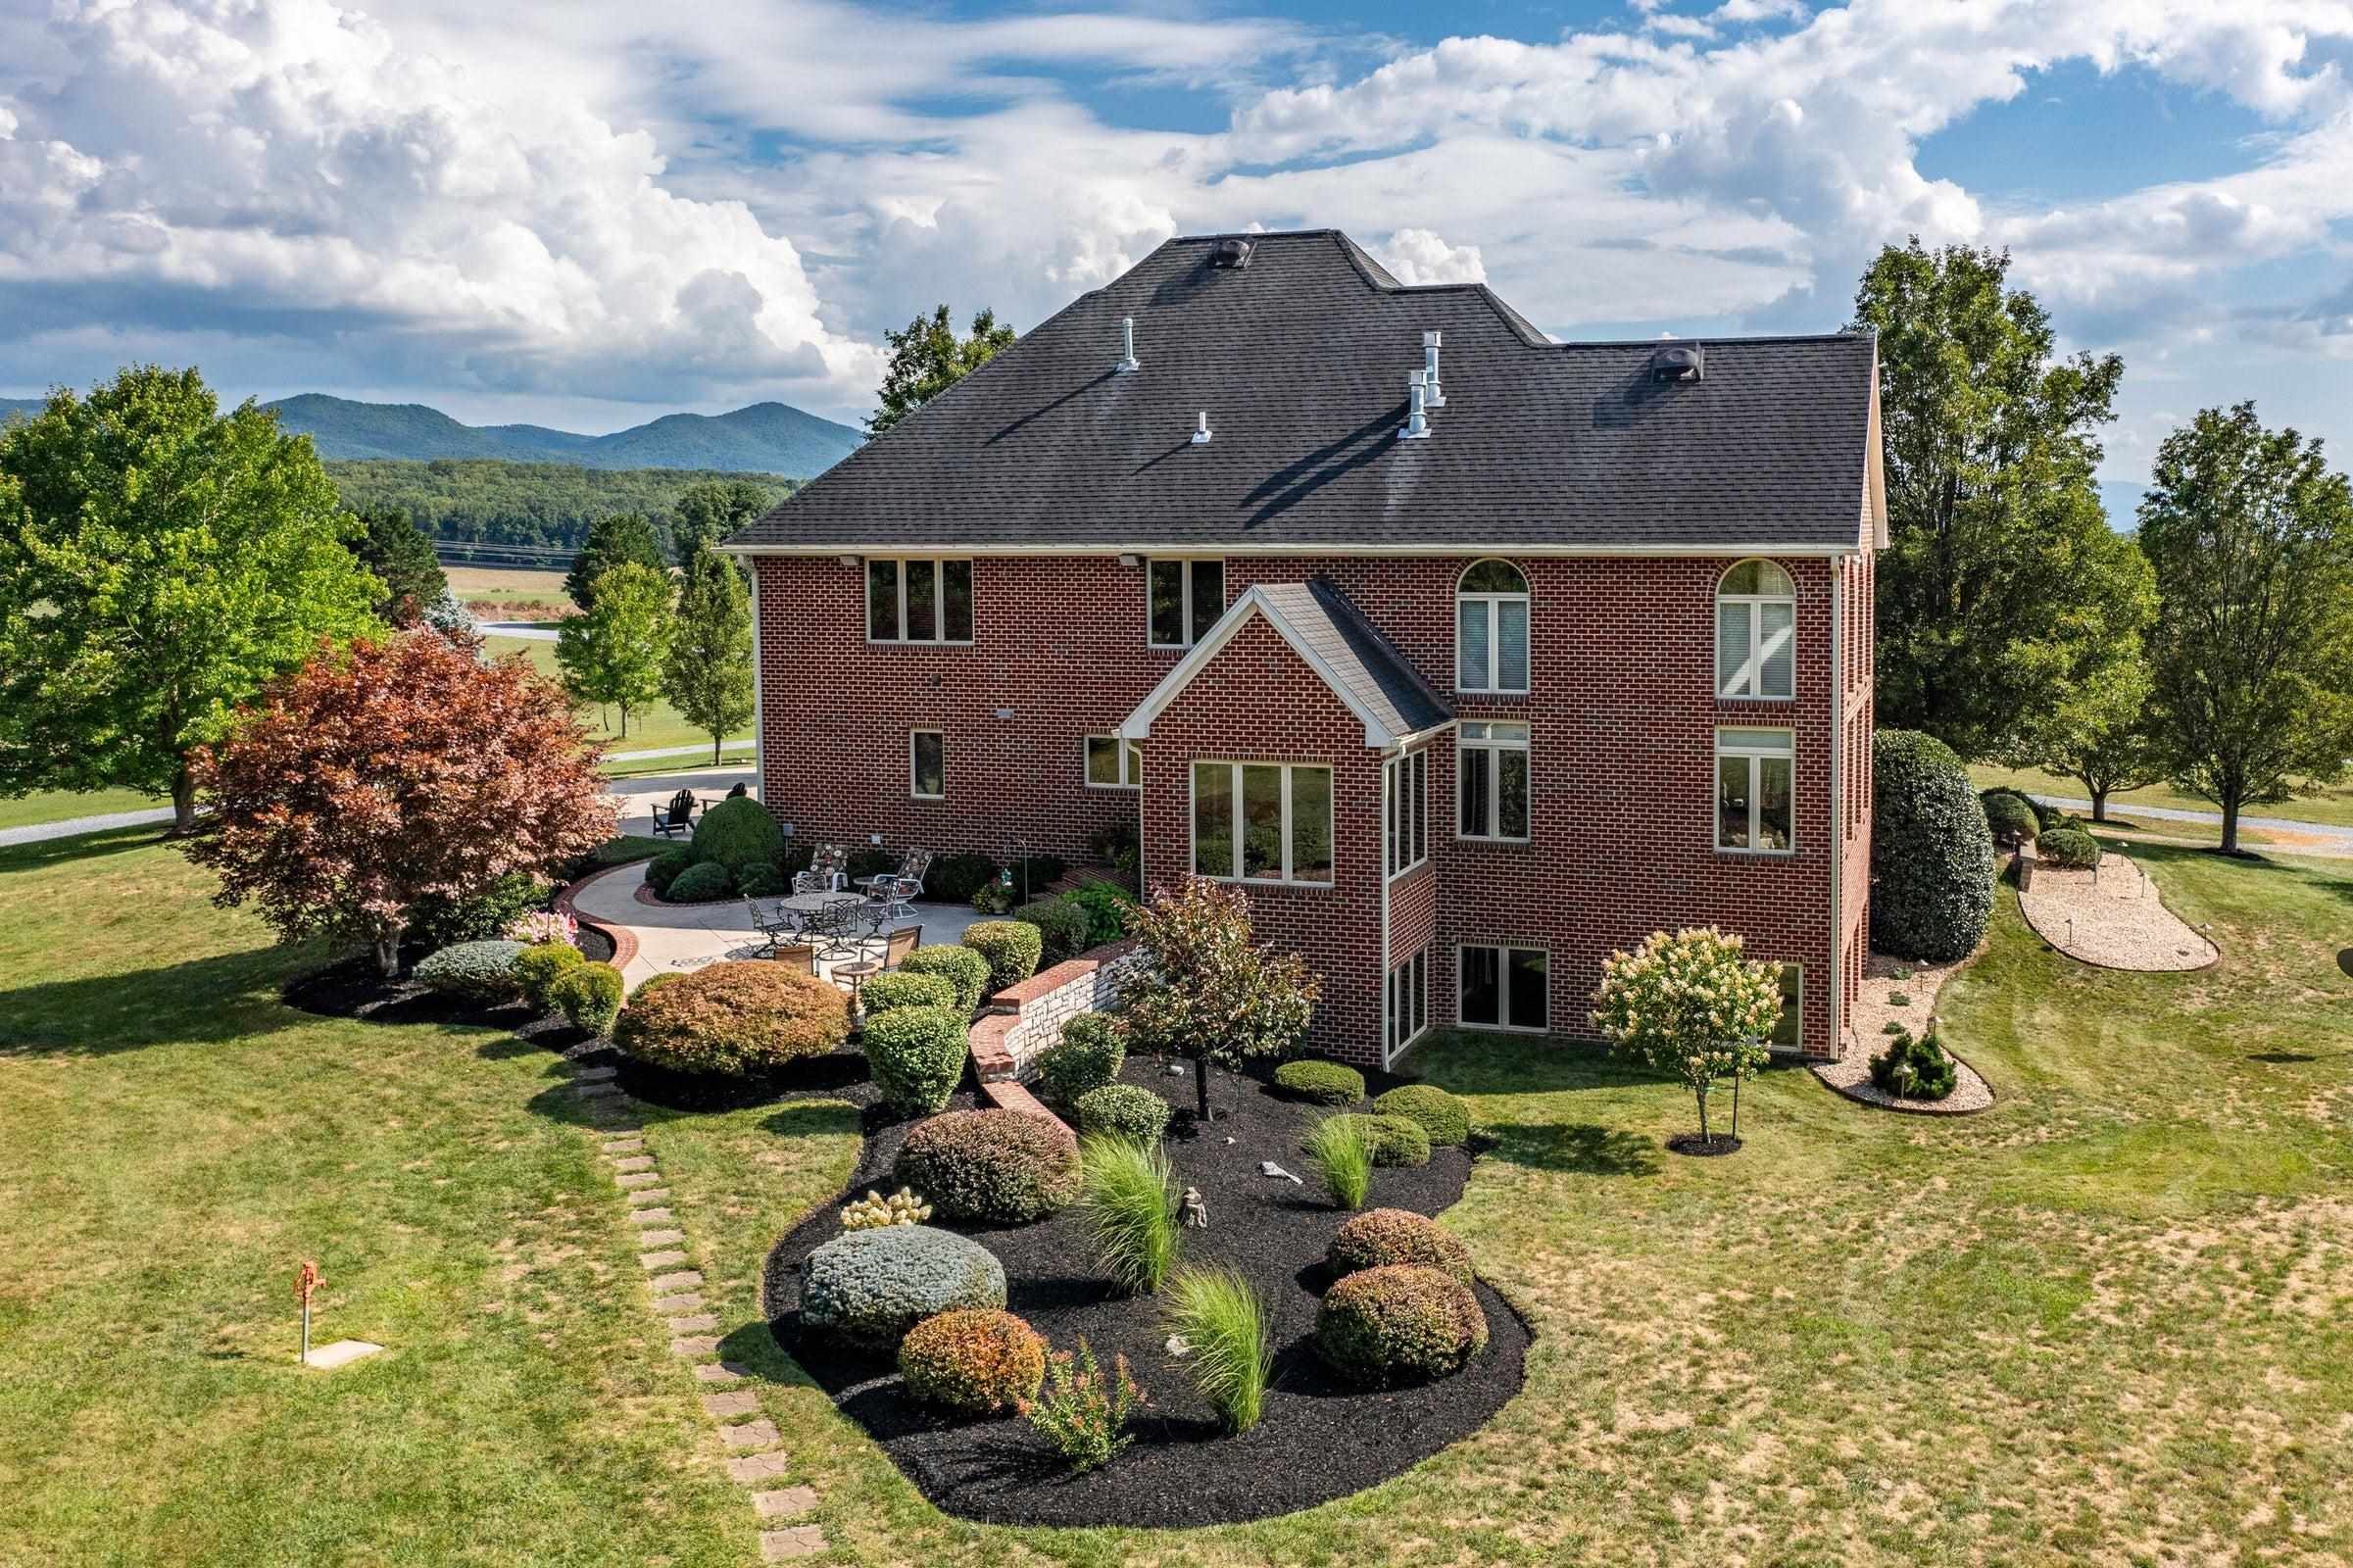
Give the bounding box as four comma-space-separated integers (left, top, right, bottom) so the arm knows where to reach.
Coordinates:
446, 564, 573, 612
0, 786, 164, 832
481, 634, 750, 762
1972, 761, 2353, 833
6, 827, 2351, 1564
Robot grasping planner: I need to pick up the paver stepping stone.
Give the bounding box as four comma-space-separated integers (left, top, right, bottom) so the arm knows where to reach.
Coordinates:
617, 1172, 660, 1190
625, 1188, 669, 1207
578, 1081, 621, 1099
695, 1361, 749, 1384
726, 1450, 790, 1484
704, 1391, 760, 1418
302, 1340, 384, 1370
653, 1293, 704, 1314
638, 1229, 685, 1249
602, 1138, 643, 1153
640, 1249, 689, 1269
650, 1270, 705, 1293
613, 1155, 655, 1173
576, 1065, 617, 1082
760, 1526, 826, 1561
630, 1208, 676, 1227
667, 1313, 720, 1334
671, 1336, 721, 1358
719, 1420, 781, 1450
753, 1487, 818, 1520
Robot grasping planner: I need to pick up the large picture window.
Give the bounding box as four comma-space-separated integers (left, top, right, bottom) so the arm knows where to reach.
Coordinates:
1148, 559, 1224, 648
869, 558, 974, 643
1458, 720, 1530, 841
1459, 944, 1547, 1032
910, 730, 946, 799
1084, 735, 1144, 789
1716, 559, 1793, 699
1191, 761, 1333, 885
1385, 749, 1427, 878
1716, 726, 1793, 852
1387, 948, 1428, 1058
1455, 560, 1530, 693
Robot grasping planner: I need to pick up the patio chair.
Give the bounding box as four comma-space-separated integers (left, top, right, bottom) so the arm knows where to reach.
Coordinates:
649, 789, 699, 839
794, 843, 849, 895
883, 925, 922, 969
768, 942, 817, 976
744, 895, 800, 957
860, 848, 933, 921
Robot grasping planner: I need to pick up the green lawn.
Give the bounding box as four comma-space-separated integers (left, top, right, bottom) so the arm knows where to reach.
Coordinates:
0, 785, 165, 832
1972, 760, 2353, 834
482, 634, 751, 761
7, 832, 2352, 1564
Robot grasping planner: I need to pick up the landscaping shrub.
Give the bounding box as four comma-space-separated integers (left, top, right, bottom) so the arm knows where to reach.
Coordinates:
841, 1187, 931, 1229
1870, 1026, 1959, 1101
895, 1109, 1082, 1224
1372, 1084, 1472, 1147
688, 795, 782, 875
2039, 827, 2104, 869
963, 920, 1044, 996
1077, 1134, 1183, 1294
1065, 880, 1136, 946
644, 846, 697, 897
1074, 1083, 1173, 1144
734, 862, 789, 898
1314, 1264, 1489, 1387
900, 945, 989, 1014
631, 971, 682, 1001
846, 847, 895, 883
1302, 1110, 1376, 1209
798, 1226, 1006, 1353
858, 970, 956, 1017
779, 841, 816, 876
413, 939, 525, 1003
1328, 1208, 1474, 1283
1327, 1112, 1431, 1168
664, 859, 734, 903
410, 872, 550, 949
613, 960, 850, 1076
1018, 1338, 1145, 1473
1980, 787, 2041, 846
1273, 1059, 1365, 1105
1871, 728, 1996, 963
927, 851, 1001, 905
1015, 898, 1091, 966
550, 961, 624, 1036
1164, 1266, 1273, 1433
897, 1308, 1046, 1413
507, 908, 578, 946
1035, 1013, 1125, 1106
861, 1004, 968, 1117
514, 940, 585, 1013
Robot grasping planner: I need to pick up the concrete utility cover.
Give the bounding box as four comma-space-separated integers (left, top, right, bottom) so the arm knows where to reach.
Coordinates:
305, 1340, 384, 1370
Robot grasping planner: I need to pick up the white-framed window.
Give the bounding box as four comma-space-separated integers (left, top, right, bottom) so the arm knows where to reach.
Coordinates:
1386, 948, 1429, 1058
1716, 559, 1794, 699
868, 558, 974, 644
1458, 719, 1530, 842
1769, 963, 1802, 1052
1385, 749, 1427, 878
1148, 558, 1224, 648
1190, 760, 1334, 885
1459, 944, 1547, 1032
1455, 559, 1530, 694
1084, 735, 1144, 789
1716, 726, 1793, 852
910, 729, 946, 800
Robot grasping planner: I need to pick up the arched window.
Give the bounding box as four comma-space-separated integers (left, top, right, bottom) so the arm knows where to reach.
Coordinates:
1716, 559, 1793, 700
1456, 560, 1529, 694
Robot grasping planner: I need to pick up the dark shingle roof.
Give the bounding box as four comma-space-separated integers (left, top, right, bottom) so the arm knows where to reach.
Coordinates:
1258, 580, 1451, 740
729, 229, 1877, 555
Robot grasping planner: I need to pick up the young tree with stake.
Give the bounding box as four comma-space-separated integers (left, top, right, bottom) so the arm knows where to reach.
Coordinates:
1590, 927, 1785, 1150
1118, 878, 1320, 1124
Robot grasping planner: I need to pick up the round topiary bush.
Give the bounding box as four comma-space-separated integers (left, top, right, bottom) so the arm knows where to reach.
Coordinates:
900, 945, 990, 1014
798, 1226, 1007, 1354
1872, 728, 1996, 963
862, 1004, 969, 1116
1869, 1027, 1959, 1101
1328, 1208, 1474, 1283
1073, 1082, 1172, 1143
2038, 827, 2103, 870
631, 970, 683, 1002
896, 1307, 1046, 1413
1314, 1263, 1489, 1387
514, 940, 585, 1013
735, 861, 789, 898
962, 920, 1044, 996
1325, 1112, 1431, 1168
1981, 789, 2041, 847
858, 970, 957, 1017
1014, 899, 1090, 966
1372, 1084, 1472, 1147
1035, 1013, 1125, 1106
1273, 1059, 1366, 1105
645, 846, 697, 897
689, 795, 783, 875
550, 961, 624, 1036
665, 859, 735, 903
413, 940, 526, 1003
895, 1109, 1082, 1224
613, 960, 850, 1077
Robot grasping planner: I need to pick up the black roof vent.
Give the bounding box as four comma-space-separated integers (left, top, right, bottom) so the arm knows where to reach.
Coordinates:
1648, 343, 1704, 383
1211, 236, 1254, 270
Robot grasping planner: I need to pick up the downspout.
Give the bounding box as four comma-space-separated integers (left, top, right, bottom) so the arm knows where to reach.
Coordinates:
749, 562, 766, 800
1378, 753, 1394, 1069
1827, 556, 1844, 1060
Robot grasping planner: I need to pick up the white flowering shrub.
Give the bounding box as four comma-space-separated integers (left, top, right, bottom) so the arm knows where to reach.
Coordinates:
1589, 926, 1783, 1144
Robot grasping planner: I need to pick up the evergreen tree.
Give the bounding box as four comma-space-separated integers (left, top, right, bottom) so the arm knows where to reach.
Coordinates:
662, 544, 757, 762
563, 512, 665, 612
869, 305, 1015, 437
346, 505, 449, 624
556, 562, 672, 738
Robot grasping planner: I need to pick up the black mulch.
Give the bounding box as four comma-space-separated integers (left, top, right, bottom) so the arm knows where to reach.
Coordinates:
1666, 1132, 1742, 1157
576, 925, 616, 964
617, 1051, 879, 1113
281, 950, 538, 1029
760, 1058, 1532, 1528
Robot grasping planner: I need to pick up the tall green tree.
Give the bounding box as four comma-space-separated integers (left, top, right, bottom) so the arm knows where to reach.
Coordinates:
668, 478, 773, 567
1851, 239, 2148, 760
563, 512, 664, 612
0, 366, 380, 831
346, 505, 450, 624
2031, 654, 2169, 822
2138, 403, 2353, 853
662, 544, 756, 762
869, 305, 1015, 437
556, 561, 672, 738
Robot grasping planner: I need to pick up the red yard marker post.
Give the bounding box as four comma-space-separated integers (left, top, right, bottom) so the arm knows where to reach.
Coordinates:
295, 1260, 323, 1365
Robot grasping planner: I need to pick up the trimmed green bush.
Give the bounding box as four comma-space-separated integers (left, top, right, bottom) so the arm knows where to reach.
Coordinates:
1315, 1264, 1488, 1387
689, 795, 783, 875
927, 852, 1001, 905
644, 846, 697, 897
550, 961, 624, 1037
1327, 1112, 1431, 1168
1074, 1083, 1172, 1144
1872, 728, 1996, 962
631, 971, 683, 1002
846, 847, 895, 882
1981, 789, 2041, 846
900, 945, 989, 1014
735, 861, 789, 898
1036, 1013, 1125, 1106
1015, 899, 1091, 966
858, 970, 956, 1017
1066, 881, 1136, 946
1328, 1208, 1474, 1283
897, 1307, 1045, 1412
514, 940, 585, 1013
413, 940, 525, 1003
2038, 827, 2103, 869
862, 1004, 968, 1117
1372, 1084, 1472, 1147
410, 872, 549, 949
962, 920, 1044, 996
799, 1226, 1006, 1353
664, 860, 734, 903
613, 960, 850, 1076
1869, 1026, 1959, 1101
895, 1109, 1082, 1224
1274, 1059, 1365, 1105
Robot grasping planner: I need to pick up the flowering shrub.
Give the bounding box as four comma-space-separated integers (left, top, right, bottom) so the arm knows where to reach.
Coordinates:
1017, 1337, 1146, 1472
1589, 926, 1782, 1145
507, 908, 578, 947
899, 1308, 1046, 1413
842, 1187, 932, 1230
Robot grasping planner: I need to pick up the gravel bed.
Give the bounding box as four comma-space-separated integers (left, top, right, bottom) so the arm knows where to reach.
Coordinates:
1816, 950, 1994, 1114
1811, 1045, 1993, 1114
2020, 852, 2220, 971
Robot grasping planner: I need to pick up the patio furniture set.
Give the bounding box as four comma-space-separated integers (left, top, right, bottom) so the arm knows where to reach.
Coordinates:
743, 845, 935, 1002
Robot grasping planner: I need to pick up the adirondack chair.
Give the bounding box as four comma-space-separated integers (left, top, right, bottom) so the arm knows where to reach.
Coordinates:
649, 789, 699, 839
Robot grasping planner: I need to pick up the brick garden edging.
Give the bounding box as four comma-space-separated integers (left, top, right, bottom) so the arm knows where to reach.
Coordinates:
552, 862, 642, 972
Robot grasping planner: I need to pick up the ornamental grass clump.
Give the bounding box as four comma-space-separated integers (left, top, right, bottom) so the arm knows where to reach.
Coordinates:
1017, 1338, 1146, 1473
1589, 925, 1783, 1148
1164, 1266, 1274, 1434
1077, 1135, 1184, 1295
1302, 1109, 1376, 1209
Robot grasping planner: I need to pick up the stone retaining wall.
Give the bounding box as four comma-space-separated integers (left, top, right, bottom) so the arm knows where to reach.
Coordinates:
968, 938, 1146, 1084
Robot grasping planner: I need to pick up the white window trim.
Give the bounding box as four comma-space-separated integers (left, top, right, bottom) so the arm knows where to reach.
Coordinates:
1146, 557, 1226, 649
1083, 734, 1144, 790
1457, 720, 1532, 844
866, 557, 975, 646
1770, 963, 1803, 1053
1188, 760, 1336, 887
1454, 559, 1531, 696
1386, 948, 1430, 1058
1716, 560, 1795, 701
909, 729, 946, 800
1455, 942, 1549, 1034
1715, 726, 1795, 856
1384, 749, 1427, 879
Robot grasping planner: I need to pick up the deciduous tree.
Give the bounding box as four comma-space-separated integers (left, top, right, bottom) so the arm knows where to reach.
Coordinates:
1118, 878, 1320, 1123
557, 561, 672, 737
668, 478, 771, 567
662, 543, 755, 762
181, 629, 616, 976
563, 511, 664, 612
346, 505, 451, 626
1589, 927, 1783, 1148
869, 305, 1016, 437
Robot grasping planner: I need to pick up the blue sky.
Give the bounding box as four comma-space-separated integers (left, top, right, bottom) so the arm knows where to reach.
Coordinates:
7, 0, 2353, 515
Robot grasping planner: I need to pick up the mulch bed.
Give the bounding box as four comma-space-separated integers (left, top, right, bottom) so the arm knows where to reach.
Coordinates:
760, 1058, 1531, 1528
281, 950, 537, 1028
616, 1051, 878, 1112
576, 925, 615, 964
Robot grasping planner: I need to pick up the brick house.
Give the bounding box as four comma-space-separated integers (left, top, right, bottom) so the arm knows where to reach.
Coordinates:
723, 229, 1886, 1068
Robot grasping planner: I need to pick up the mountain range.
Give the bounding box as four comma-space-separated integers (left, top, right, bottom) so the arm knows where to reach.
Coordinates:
0, 393, 863, 477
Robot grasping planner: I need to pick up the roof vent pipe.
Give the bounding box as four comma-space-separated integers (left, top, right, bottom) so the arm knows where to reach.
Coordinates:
1422, 331, 1445, 408
1398, 370, 1431, 441
1191, 410, 1212, 445
1116, 316, 1141, 374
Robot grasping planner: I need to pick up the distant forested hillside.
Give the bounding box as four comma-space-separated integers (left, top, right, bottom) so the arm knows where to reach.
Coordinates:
327, 459, 795, 552
273, 393, 861, 473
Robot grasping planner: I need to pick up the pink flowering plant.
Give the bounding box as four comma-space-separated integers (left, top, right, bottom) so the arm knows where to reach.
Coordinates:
507, 908, 578, 947
1589, 926, 1783, 1145
1015, 1337, 1147, 1472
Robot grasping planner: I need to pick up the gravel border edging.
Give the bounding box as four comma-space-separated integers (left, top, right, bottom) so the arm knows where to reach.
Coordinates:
2017, 850, 2222, 974
1809, 1046, 1995, 1116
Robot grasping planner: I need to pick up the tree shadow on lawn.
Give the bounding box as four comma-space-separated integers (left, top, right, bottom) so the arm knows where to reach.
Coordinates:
0, 821, 171, 873
0, 945, 317, 1055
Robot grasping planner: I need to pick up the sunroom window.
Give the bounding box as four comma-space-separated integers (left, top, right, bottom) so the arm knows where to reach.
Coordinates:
1716, 559, 1793, 699
1191, 761, 1333, 885
1455, 560, 1529, 693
